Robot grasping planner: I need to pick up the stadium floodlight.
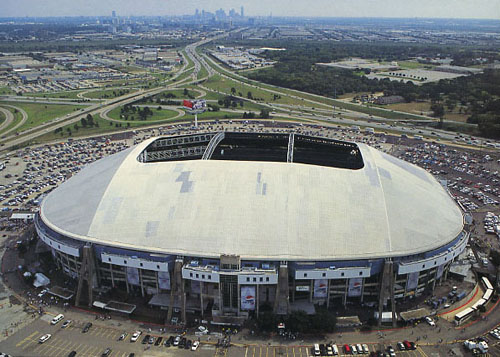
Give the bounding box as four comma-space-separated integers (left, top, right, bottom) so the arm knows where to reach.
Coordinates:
183, 99, 207, 128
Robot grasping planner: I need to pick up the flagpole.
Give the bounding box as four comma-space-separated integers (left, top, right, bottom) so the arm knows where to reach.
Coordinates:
195, 113, 198, 128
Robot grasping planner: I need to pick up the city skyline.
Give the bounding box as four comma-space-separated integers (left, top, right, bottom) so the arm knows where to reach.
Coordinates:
1, 0, 499, 19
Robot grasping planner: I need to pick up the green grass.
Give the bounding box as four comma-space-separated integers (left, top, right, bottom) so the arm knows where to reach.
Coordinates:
0, 87, 16, 95
84, 88, 137, 99
0, 110, 5, 124
146, 89, 199, 101
208, 58, 432, 120
203, 56, 335, 108
0, 101, 86, 133
106, 106, 180, 122
28, 90, 87, 100
397, 61, 429, 70
182, 50, 194, 69
173, 67, 195, 83
0, 106, 25, 136
31, 115, 151, 143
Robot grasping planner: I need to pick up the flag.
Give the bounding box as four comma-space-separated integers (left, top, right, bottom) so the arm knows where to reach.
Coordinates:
183, 100, 193, 109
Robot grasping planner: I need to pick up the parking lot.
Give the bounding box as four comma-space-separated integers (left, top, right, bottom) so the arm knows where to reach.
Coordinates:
0, 315, 439, 357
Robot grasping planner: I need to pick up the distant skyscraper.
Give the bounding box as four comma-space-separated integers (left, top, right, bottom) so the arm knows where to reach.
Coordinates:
241, 6, 244, 17
112, 10, 116, 18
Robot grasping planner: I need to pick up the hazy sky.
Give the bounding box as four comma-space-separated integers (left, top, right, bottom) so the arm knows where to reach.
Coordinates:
2, 0, 500, 19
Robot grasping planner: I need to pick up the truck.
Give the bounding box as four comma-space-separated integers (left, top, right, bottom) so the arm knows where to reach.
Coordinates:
464, 340, 488, 353
455, 291, 467, 301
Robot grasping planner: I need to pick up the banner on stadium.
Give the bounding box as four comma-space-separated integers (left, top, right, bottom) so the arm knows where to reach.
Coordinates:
183, 99, 207, 112
241, 286, 256, 310
436, 264, 445, 279
158, 271, 171, 290
191, 280, 201, 294
348, 278, 363, 297
127, 267, 140, 286
314, 279, 328, 298
406, 271, 419, 291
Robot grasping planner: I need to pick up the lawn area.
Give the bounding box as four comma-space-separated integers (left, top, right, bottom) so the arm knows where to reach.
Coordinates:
28, 90, 87, 100
0, 101, 86, 133
0, 110, 5, 124
173, 67, 195, 84
106, 106, 180, 122
84, 88, 137, 99
31, 115, 150, 144
385, 101, 470, 123
0, 87, 16, 95
147, 89, 199, 100
398, 61, 431, 70
385, 102, 433, 116
203, 74, 303, 107
0, 107, 26, 136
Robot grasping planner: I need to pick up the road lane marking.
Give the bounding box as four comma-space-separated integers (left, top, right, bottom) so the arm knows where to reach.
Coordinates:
15, 331, 39, 347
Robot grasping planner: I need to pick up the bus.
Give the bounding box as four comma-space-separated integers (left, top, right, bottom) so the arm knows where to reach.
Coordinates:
481, 277, 493, 291
455, 307, 476, 326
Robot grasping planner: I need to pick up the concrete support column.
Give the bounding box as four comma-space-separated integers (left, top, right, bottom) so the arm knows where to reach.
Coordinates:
343, 279, 348, 306
360, 278, 365, 304
200, 281, 204, 317
256, 284, 260, 315
110, 263, 115, 288
139, 269, 144, 297
155, 271, 159, 294
125, 268, 130, 294
237, 283, 241, 316
327, 279, 331, 309
309, 280, 314, 303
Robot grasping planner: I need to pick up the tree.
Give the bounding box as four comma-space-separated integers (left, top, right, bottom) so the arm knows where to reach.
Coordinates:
86, 114, 94, 126
247, 91, 253, 100
231, 87, 236, 95
431, 103, 445, 118
259, 109, 270, 119
80, 118, 87, 127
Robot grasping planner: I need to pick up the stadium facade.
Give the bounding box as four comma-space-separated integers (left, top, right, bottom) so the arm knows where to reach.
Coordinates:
35, 132, 467, 322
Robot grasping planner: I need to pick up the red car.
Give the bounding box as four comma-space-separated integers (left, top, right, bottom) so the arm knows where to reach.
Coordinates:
343, 344, 352, 354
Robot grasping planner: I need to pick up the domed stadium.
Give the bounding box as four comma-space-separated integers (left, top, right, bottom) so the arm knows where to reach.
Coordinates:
35, 132, 467, 321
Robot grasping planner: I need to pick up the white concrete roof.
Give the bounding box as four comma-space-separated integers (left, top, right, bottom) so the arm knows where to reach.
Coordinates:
41, 137, 464, 261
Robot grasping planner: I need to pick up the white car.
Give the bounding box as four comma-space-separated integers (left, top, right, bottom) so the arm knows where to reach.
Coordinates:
130, 331, 142, 342
192, 341, 200, 351
39, 334, 51, 344
425, 316, 436, 326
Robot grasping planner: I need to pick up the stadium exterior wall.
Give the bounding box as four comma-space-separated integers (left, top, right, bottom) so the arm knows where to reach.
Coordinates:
35, 213, 468, 317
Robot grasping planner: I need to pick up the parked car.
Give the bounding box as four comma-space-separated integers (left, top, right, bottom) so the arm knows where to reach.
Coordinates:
39, 334, 51, 344
101, 348, 111, 357
425, 316, 436, 326
141, 335, 150, 344
130, 331, 141, 342
61, 320, 72, 329
192, 341, 200, 351
82, 323, 92, 333
118, 332, 128, 341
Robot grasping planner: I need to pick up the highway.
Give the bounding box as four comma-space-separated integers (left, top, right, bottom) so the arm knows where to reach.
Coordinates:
0, 29, 493, 153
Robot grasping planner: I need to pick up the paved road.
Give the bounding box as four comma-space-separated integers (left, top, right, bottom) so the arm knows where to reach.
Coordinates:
0, 106, 14, 132
0, 104, 28, 137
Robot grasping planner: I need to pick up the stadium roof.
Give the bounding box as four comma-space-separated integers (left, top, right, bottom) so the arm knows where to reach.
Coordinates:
40, 137, 464, 261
